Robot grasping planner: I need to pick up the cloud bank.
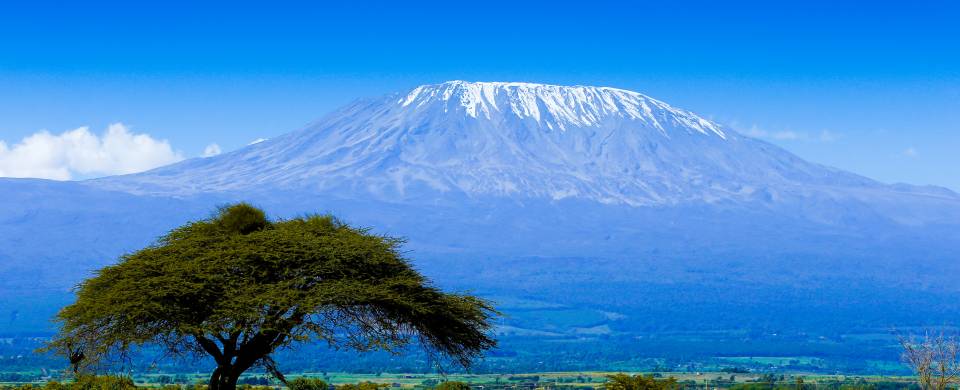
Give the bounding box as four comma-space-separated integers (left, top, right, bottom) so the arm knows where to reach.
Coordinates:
0, 123, 184, 180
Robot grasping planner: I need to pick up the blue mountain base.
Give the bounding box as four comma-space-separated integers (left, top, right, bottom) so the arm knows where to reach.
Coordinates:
1, 178, 956, 372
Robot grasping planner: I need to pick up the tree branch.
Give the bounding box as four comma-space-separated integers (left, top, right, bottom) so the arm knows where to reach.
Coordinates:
195, 334, 228, 365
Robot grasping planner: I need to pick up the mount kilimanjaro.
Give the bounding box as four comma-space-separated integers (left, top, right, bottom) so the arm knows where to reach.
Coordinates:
3, 81, 960, 366
97, 81, 956, 214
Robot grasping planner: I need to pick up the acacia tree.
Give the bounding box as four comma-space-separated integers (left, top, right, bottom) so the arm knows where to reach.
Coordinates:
46, 203, 497, 390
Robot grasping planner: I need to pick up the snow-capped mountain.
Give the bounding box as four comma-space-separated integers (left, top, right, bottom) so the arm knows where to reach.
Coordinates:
95, 81, 953, 212
5, 81, 960, 356
92, 81, 958, 228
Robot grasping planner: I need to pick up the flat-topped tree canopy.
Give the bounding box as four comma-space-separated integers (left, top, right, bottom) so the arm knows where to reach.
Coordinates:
46, 203, 497, 390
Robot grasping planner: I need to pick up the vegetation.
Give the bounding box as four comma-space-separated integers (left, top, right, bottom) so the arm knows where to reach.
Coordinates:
44, 203, 497, 390
335, 383, 384, 390
433, 382, 470, 390
0, 371, 931, 390
0, 375, 137, 390
287, 378, 329, 390
59, 375, 136, 390
604, 374, 678, 390
287, 378, 327, 390
898, 331, 960, 390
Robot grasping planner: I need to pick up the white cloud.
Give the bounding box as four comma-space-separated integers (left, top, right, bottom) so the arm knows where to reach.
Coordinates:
740, 124, 837, 143
0, 123, 183, 180
742, 125, 796, 140
903, 147, 918, 158
770, 130, 801, 140
818, 130, 838, 142
202, 143, 222, 157
248, 138, 268, 145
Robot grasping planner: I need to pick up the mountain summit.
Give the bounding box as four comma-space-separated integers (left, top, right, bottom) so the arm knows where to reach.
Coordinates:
398, 81, 726, 136
96, 80, 948, 214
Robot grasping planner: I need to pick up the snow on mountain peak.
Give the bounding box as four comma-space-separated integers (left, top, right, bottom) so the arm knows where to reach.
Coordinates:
399, 81, 726, 138
93, 80, 905, 208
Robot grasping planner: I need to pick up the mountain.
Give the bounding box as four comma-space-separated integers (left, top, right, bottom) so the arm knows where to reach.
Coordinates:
94, 81, 960, 225
4, 81, 960, 369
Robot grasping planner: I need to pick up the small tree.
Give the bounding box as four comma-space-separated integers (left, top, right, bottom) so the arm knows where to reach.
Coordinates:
46, 203, 497, 390
899, 330, 960, 390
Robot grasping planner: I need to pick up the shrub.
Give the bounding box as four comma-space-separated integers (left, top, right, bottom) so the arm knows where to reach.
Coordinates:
604, 374, 678, 390
2, 385, 39, 390
337, 383, 383, 390
288, 378, 328, 390
42, 382, 68, 390
33, 376, 136, 390
74, 375, 137, 390
435, 382, 471, 390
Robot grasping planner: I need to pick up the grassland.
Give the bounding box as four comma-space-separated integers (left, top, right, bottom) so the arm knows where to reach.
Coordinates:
2, 371, 919, 389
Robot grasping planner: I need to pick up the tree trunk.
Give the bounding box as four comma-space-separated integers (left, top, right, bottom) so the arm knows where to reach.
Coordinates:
209, 365, 240, 390
200, 331, 283, 390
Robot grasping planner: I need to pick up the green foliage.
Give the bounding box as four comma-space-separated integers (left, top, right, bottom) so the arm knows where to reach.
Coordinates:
214, 203, 268, 235
73, 375, 136, 390
16, 376, 138, 390
41, 384, 64, 390
604, 374, 678, 390
45, 203, 497, 390
434, 381, 471, 390
287, 378, 328, 390
336, 383, 383, 390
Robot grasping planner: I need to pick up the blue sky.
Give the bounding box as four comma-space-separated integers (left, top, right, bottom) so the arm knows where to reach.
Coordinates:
0, 1, 958, 188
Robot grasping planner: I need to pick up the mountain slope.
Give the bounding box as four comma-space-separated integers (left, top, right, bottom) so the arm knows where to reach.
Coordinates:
4, 81, 960, 365
93, 81, 958, 228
